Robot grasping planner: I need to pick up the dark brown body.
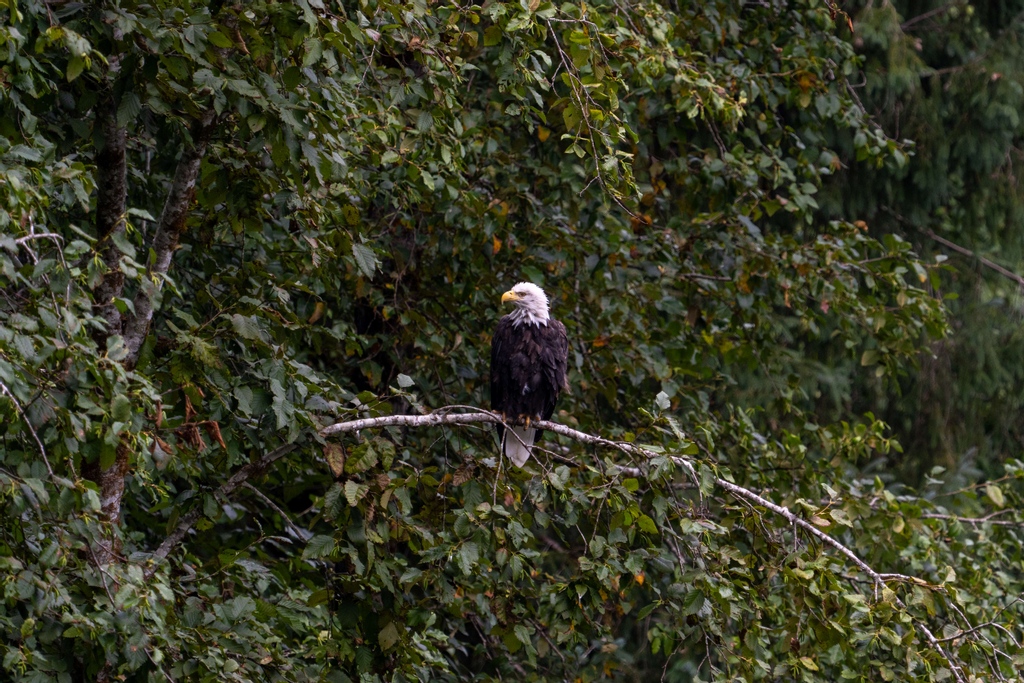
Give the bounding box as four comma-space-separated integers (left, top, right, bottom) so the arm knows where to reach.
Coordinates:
489, 316, 569, 442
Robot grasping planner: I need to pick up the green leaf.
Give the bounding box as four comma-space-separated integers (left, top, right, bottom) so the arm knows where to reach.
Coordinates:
66, 55, 84, 82
111, 229, 136, 258
116, 92, 142, 127
99, 442, 117, 471
483, 25, 502, 46
8, 145, 42, 162
230, 314, 263, 341
208, 30, 234, 48
373, 438, 395, 470
228, 79, 263, 99
655, 390, 670, 410
111, 394, 132, 422
637, 514, 658, 534
352, 243, 378, 279
306, 589, 330, 607
106, 335, 129, 361
346, 442, 378, 474
683, 589, 705, 616
456, 541, 479, 574
302, 534, 336, 560
344, 480, 368, 506
563, 104, 583, 131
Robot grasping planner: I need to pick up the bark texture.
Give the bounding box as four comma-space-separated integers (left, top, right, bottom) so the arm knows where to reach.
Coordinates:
91, 96, 128, 339
123, 110, 217, 368
81, 442, 131, 564
89, 111, 216, 567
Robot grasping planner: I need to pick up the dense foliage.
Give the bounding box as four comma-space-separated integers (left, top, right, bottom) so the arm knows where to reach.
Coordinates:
829, 0, 1024, 481
1, 0, 1022, 681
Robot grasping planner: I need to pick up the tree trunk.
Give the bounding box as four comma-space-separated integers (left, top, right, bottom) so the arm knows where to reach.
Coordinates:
91, 95, 128, 341
87, 110, 216, 565
123, 110, 217, 368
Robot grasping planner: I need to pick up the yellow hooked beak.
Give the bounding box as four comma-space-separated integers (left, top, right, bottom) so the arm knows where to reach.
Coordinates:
501, 290, 520, 304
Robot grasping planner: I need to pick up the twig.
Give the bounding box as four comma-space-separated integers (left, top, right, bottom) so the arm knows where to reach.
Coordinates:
922, 511, 1023, 527
901, 2, 955, 30
144, 440, 299, 578
14, 233, 64, 245
936, 621, 1023, 647
242, 482, 306, 537
0, 379, 54, 478
921, 229, 1024, 289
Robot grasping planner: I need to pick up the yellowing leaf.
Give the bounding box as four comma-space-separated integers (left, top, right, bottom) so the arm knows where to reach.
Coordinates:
986, 483, 1005, 508
307, 301, 326, 324
379, 622, 400, 650
799, 657, 819, 671
323, 443, 345, 478
537, 126, 551, 142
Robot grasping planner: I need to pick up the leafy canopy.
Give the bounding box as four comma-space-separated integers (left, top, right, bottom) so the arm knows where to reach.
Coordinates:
0, 0, 1022, 682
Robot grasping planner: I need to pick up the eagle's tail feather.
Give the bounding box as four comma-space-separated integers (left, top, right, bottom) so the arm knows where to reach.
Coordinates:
503, 426, 535, 467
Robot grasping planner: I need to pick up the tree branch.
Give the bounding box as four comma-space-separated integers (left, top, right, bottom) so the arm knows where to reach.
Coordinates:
0, 379, 54, 478
323, 408, 967, 681
83, 96, 130, 566
320, 409, 501, 436
900, 2, 955, 30
146, 407, 970, 679
144, 441, 298, 578
123, 110, 217, 368
922, 511, 1024, 527
91, 95, 128, 338
922, 229, 1024, 290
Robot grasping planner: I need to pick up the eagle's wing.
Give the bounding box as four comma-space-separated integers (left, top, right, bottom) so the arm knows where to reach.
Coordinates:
490, 317, 513, 416
539, 319, 569, 419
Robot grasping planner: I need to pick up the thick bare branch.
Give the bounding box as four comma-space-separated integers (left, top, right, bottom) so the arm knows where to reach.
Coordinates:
83, 96, 130, 566
123, 110, 217, 367
89, 110, 218, 566
321, 409, 500, 435
82, 443, 132, 564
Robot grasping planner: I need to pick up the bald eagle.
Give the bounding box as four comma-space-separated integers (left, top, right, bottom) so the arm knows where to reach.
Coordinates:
490, 282, 569, 466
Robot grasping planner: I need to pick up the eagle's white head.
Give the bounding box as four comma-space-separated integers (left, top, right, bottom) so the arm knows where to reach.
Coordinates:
501, 281, 550, 327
